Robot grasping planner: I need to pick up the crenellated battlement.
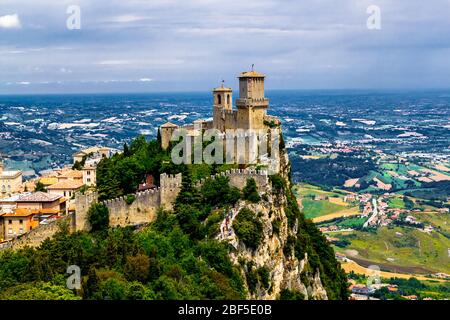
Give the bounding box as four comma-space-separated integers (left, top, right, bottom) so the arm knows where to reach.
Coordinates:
196, 168, 269, 191
14, 168, 271, 248
72, 173, 182, 231
160, 172, 182, 188
73, 169, 268, 232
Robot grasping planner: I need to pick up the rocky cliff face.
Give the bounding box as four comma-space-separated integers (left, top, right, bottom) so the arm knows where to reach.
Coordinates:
228, 150, 338, 300
229, 198, 328, 299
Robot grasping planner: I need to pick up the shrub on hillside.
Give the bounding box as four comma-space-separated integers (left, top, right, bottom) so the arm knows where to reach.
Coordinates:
233, 208, 263, 250
87, 203, 109, 232
242, 178, 261, 203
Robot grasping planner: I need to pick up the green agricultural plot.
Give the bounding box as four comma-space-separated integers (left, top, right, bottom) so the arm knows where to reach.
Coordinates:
344, 227, 450, 274
388, 197, 406, 209
294, 183, 341, 198
335, 217, 367, 229
302, 199, 346, 219
376, 164, 423, 189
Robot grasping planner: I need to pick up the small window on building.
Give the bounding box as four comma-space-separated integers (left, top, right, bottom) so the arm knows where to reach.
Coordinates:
8, 228, 12, 234
19, 228, 23, 234
8, 220, 12, 225
19, 219, 23, 224
87, 178, 91, 183
227, 94, 230, 104
217, 94, 222, 105
87, 171, 91, 175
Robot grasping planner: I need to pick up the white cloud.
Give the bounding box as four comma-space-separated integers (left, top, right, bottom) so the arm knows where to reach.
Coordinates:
98, 60, 132, 65
139, 78, 153, 82
17, 81, 30, 85
0, 14, 22, 29
112, 14, 145, 23
59, 67, 73, 73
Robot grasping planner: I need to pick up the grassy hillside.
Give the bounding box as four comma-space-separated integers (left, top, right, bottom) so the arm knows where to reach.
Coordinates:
294, 183, 358, 221
302, 199, 347, 219
340, 227, 450, 274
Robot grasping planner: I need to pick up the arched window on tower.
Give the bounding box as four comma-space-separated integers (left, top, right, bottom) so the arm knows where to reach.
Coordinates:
227, 94, 230, 105
217, 94, 222, 105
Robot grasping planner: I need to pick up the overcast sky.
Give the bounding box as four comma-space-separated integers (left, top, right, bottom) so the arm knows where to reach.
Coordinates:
1, 0, 450, 94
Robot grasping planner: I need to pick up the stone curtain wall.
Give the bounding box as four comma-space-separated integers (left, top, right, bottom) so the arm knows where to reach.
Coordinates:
1, 170, 268, 250
196, 168, 269, 191
73, 191, 99, 232
104, 189, 160, 228
159, 173, 182, 210
0, 215, 71, 250
74, 173, 182, 231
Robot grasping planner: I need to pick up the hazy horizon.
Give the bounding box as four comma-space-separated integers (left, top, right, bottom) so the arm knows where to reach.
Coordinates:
2, 88, 450, 97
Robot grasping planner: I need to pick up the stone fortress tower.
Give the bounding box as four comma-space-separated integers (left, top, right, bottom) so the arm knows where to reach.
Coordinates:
212, 81, 234, 131
236, 70, 269, 130
160, 68, 280, 162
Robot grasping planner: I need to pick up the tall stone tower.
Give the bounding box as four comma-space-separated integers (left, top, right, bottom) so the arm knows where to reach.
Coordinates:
236, 70, 269, 130
212, 82, 233, 131
160, 122, 179, 150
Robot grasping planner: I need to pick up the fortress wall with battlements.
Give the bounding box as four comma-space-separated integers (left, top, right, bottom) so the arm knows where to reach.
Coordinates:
197, 168, 269, 191
2, 170, 269, 250
74, 191, 98, 232
224, 109, 238, 130
73, 173, 182, 231
103, 189, 160, 227
159, 173, 182, 210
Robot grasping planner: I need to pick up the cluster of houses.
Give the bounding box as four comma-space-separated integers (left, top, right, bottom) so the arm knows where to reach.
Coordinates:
346, 192, 436, 232
348, 282, 401, 300
348, 281, 432, 300
0, 146, 117, 244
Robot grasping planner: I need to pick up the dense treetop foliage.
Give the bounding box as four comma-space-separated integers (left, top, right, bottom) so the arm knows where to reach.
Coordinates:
233, 208, 263, 250
292, 154, 376, 188
242, 178, 261, 203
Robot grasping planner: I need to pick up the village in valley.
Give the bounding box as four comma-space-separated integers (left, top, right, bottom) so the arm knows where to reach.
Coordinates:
292, 141, 450, 299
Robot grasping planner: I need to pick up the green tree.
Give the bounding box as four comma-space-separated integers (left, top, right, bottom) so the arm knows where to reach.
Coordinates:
87, 203, 109, 232
201, 176, 241, 207
279, 289, 305, 300
175, 172, 203, 210
233, 208, 263, 250
403, 196, 415, 210
35, 181, 46, 192
157, 128, 162, 146
242, 178, 261, 203
124, 254, 150, 283
72, 161, 83, 170
0, 282, 81, 300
